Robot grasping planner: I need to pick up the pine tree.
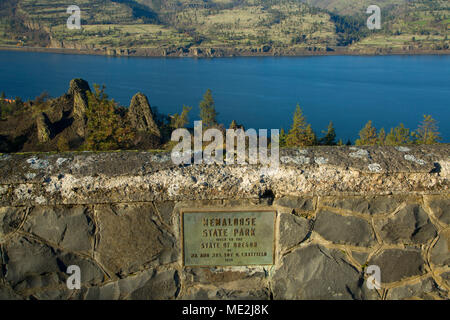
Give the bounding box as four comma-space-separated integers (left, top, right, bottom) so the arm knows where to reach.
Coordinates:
199, 89, 218, 128
279, 128, 287, 147
319, 121, 337, 145
229, 120, 245, 130
385, 123, 411, 145
83, 84, 135, 151
171, 105, 192, 129
0, 91, 5, 100
377, 128, 386, 146
286, 104, 316, 147
304, 124, 317, 146
413, 115, 441, 144
355, 120, 378, 146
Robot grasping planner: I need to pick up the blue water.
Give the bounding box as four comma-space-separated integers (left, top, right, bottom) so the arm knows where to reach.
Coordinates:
0, 50, 449, 142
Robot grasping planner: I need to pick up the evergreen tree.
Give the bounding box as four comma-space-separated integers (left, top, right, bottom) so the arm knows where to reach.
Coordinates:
286, 104, 317, 147
34, 91, 50, 106
84, 84, 135, 151
304, 124, 317, 146
413, 115, 441, 144
171, 105, 192, 129
377, 128, 386, 146
345, 139, 352, 146
355, 120, 378, 146
199, 89, 218, 128
319, 121, 337, 145
385, 123, 412, 145
337, 139, 344, 146
229, 120, 244, 130
279, 128, 287, 147
0, 91, 5, 100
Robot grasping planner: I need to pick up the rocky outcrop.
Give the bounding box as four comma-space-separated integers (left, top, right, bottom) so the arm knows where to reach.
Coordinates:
0, 79, 165, 153
128, 93, 160, 137
36, 113, 51, 143
68, 78, 91, 137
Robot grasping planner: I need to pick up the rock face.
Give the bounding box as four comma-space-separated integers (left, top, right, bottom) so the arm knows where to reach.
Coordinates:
36, 113, 51, 143
278, 213, 311, 250
128, 93, 160, 137
95, 204, 177, 276
374, 204, 437, 244
68, 78, 91, 119
0, 147, 448, 300
3, 237, 104, 288
274, 196, 314, 214
23, 205, 94, 253
386, 277, 447, 300
321, 195, 403, 215
424, 196, 450, 225
0, 207, 26, 242
271, 245, 370, 300
431, 230, 450, 267
368, 249, 425, 283
68, 78, 91, 137
128, 270, 179, 300
314, 210, 375, 246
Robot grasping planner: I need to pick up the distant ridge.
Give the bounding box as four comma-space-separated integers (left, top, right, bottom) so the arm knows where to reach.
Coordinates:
0, 0, 448, 56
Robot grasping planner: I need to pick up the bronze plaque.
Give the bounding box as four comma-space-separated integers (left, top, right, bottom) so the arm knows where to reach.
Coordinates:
182, 211, 275, 266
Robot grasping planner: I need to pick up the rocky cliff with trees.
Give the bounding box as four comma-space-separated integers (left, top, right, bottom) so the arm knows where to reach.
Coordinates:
0, 79, 162, 153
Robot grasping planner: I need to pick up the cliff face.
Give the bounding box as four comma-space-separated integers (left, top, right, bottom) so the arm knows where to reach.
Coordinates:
0, 146, 448, 300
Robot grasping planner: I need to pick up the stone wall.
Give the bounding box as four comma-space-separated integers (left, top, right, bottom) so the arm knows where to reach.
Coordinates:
0, 145, 449, 300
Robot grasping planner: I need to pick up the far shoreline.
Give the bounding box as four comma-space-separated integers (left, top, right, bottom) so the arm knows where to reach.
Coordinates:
1, 45, 450, 59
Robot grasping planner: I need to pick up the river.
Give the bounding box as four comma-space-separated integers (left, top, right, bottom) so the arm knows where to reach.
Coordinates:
0, 51, 449, 141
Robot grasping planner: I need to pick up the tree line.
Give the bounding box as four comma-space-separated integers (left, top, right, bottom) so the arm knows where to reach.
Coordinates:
182, 89, 443, 147
185, 89, 442, 147
0, 87, 443, 152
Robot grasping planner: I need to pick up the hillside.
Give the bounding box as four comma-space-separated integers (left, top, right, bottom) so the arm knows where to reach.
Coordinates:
350, 0, 450, 52
0, 0, 448, 56
299, 0, 408, 15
